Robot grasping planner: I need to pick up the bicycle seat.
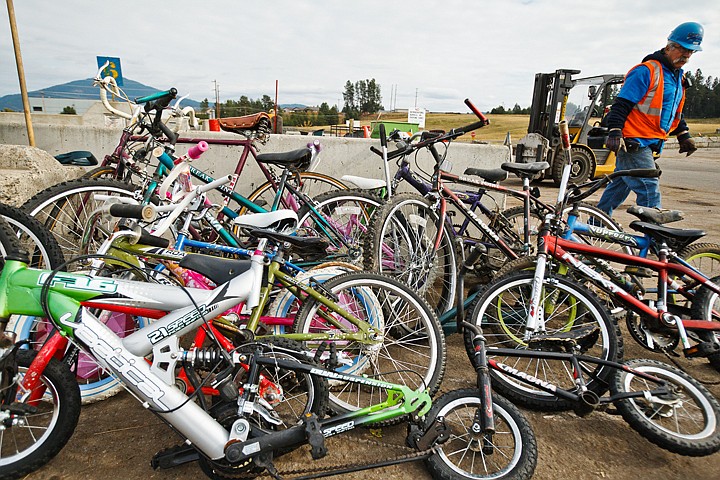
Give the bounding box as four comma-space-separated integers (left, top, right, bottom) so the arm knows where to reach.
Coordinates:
526, 324, 600, 353
233, 210, 298, 235
256, 148, 312, 170
247, 228, 329, 259
463, 167, 508, 183
178, 254, 253, 286
627, 206, 684, 225
218, 112, 271, 133
55, 151, 99, 167
501, 162, 550, 179
628, 221, 706, 251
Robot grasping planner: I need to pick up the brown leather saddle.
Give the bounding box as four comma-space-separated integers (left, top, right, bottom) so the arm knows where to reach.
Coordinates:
218, 112, 272, 134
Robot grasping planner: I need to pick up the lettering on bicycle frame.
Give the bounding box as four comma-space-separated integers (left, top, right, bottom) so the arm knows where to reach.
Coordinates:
586, 225, 641, 248
146, 303, 218, 345
38, 273, 118, 294
560, 251, 625, 294
322, 421, 355, 437
75, 319, 170, 409
494, 360, 557, 392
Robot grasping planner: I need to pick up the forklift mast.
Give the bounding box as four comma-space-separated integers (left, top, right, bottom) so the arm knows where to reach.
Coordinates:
527, 69, 579, 142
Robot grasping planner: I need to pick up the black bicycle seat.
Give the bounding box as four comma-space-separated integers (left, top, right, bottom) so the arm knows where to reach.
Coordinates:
256, 148, 311, 170
629, 221, 705, 251
463, 167, 508, 183
178, 254, 253, 286
501, 162, 550, 179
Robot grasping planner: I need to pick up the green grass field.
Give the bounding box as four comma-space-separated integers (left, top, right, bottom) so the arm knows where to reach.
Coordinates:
304, 113, 720, 143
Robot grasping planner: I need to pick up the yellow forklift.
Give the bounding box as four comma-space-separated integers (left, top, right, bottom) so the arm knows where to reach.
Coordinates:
515, 69, 625, 184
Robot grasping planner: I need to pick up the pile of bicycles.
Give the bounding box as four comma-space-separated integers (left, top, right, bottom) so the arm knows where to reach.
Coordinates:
1, 68, 719, 480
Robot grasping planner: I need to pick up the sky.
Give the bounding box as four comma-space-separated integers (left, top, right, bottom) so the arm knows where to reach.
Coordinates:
1, 0, 719, 113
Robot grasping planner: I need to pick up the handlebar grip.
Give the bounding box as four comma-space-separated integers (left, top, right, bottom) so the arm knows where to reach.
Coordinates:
109, 204, 157, 222
456, 120, 488, 135
370, 146, 383, 157
136, 230, 171, 249
464, 98, 489, 124
379, 124, 387, 149
611, 168, 661, 179
135, 88, 178, 105
187, 141, 209, 159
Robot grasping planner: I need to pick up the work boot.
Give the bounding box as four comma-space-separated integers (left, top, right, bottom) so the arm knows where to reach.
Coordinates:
627, 206, 684, 225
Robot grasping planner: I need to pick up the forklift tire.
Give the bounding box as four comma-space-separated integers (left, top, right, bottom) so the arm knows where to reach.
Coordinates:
551, 146, 595, 186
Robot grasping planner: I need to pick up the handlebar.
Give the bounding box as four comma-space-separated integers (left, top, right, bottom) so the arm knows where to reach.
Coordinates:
136, 88, 178, 106
370, 98, 489, 163
108, 203, 158, 222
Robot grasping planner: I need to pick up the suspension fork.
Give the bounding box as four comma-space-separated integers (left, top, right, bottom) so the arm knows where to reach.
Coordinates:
21, 330, 69, 404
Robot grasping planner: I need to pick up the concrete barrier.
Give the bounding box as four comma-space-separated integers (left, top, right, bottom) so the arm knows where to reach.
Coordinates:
0, 144, 85, 205
0, 121, 512, 199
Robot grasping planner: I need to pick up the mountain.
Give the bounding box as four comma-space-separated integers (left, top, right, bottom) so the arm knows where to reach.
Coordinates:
279, 103, 308, 109
0, 78, 202, 112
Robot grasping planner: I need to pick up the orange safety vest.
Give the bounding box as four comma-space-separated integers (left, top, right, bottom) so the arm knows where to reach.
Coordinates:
622, 60, 685, 140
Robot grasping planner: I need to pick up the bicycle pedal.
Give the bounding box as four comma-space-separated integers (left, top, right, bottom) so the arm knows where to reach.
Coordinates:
303, 413, 328, 460
623, 266, 654, 278
684, 341, 720, 359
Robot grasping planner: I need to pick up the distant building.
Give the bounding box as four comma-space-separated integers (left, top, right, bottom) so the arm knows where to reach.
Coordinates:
26, 96, 96, 115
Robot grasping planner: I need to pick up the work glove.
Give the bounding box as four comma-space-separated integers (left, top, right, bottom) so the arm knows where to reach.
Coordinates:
677, 132, 697, 156
605, 128, 626, 153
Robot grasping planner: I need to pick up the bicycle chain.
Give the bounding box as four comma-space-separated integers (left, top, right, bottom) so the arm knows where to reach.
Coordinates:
231, 434, 432, 479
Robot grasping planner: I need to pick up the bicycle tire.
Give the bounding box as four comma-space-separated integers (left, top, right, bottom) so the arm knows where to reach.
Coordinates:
676, 242, 720, 312
82, 165, 120, 180
295, 189, 384, 266
0, 349, 81, 479
468, 270, 623, 411
198, 338, 329, 477
610, 358, 720, 456
0, 202, 65, 270
425, 390, 537, 480
363, 193, 458, 315
237, 171, 348, 216
21, 178, 136, 261
292, 271, 446, 419
688, 274, 720, 371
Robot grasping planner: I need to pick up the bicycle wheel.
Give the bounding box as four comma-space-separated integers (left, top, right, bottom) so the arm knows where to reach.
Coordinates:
265, 263, 359, 334
0, 203, 65, 270
0, 349, 81, 479
237, 171, 347, 215
363, 193, 458, 315
688, 274, 720, 371
296, 189, 384, 266
198, 339, 329, 477
611, 358, 720, 456
233, 338, 328, 427
292, 271, 446, 417
468, 270, 622, 411
425, 390, 537, 480
676, 242, 720, 311
21, 178, 136, 262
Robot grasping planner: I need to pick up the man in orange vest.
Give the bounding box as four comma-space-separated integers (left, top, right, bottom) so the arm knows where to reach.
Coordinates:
597, 22, 703, 217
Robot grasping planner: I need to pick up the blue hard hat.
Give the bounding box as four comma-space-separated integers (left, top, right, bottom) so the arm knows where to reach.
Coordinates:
668, 22, 704, 51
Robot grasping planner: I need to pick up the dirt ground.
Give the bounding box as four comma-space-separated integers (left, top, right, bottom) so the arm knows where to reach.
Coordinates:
26, 149, 720, 480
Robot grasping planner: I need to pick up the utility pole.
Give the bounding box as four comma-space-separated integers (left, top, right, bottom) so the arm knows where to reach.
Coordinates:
213, 80, 220, 118
6, 0, 35, 146
414, 88, 418, 108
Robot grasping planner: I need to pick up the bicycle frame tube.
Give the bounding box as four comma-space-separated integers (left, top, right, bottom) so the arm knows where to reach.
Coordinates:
544, 234, 720, 331
487, 346, 673, 404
